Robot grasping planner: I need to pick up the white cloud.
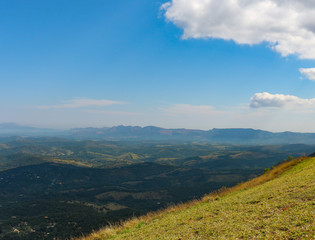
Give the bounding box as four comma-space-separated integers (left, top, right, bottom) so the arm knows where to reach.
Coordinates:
299, 68, 315, 81
162, 0, 315, 59
38, 98, 125, 109
250, 92, 315, 108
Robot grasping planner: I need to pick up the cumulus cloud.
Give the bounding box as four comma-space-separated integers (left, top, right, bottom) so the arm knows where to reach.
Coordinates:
299, 68, 315, 81
38, 98, 125, 109
250, 92, 315, 108
162, 0, 315, 59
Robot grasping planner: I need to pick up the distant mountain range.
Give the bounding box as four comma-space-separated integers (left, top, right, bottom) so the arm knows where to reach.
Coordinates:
68, 126, 315, 144
1, 123, 315, 144
0, 123, 59, 136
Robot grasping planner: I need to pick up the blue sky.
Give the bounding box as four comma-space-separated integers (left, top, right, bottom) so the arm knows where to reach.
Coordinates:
1, 0, 315, 132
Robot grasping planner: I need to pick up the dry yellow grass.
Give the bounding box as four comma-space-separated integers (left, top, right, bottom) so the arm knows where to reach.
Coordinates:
202, 156, 309, 201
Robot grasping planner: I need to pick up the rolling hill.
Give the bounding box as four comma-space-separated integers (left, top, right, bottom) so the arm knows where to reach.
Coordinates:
82, 156, 315, 239
1, 137, 314, 239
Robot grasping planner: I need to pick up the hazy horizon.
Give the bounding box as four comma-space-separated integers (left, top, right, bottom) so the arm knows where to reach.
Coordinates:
3, 121, 315, 134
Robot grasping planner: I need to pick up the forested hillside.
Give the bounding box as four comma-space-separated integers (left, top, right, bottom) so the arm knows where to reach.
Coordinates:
83, 157, 315, 239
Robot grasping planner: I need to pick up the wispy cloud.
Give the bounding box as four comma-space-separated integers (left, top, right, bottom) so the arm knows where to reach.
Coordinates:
84, 110, 140, 116
250, 92, 315, 109
299, 68, 315, 81
162, 0, 315, 60
37, 98, 125, 109
162, 104, 223, 116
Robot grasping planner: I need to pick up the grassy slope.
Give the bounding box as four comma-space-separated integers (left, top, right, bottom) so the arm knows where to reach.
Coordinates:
82, 157, 315, 240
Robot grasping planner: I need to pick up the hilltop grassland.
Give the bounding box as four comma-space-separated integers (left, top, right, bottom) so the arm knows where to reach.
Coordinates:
81, 157, 315, 240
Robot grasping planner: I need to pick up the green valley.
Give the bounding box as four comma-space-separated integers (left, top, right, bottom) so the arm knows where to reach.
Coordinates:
0, 137, 314, 239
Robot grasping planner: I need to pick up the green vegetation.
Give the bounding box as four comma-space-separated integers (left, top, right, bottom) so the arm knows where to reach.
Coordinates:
1, 137, 313, 171
83, 157, 315, 240
1, 137, 314, 239
0, 162, 259, 240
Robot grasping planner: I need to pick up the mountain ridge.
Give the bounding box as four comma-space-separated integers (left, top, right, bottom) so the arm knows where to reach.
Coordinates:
2, 123, 315, 144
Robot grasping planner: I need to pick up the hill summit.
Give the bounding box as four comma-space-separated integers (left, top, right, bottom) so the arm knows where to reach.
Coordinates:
82, 156, 315, 239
